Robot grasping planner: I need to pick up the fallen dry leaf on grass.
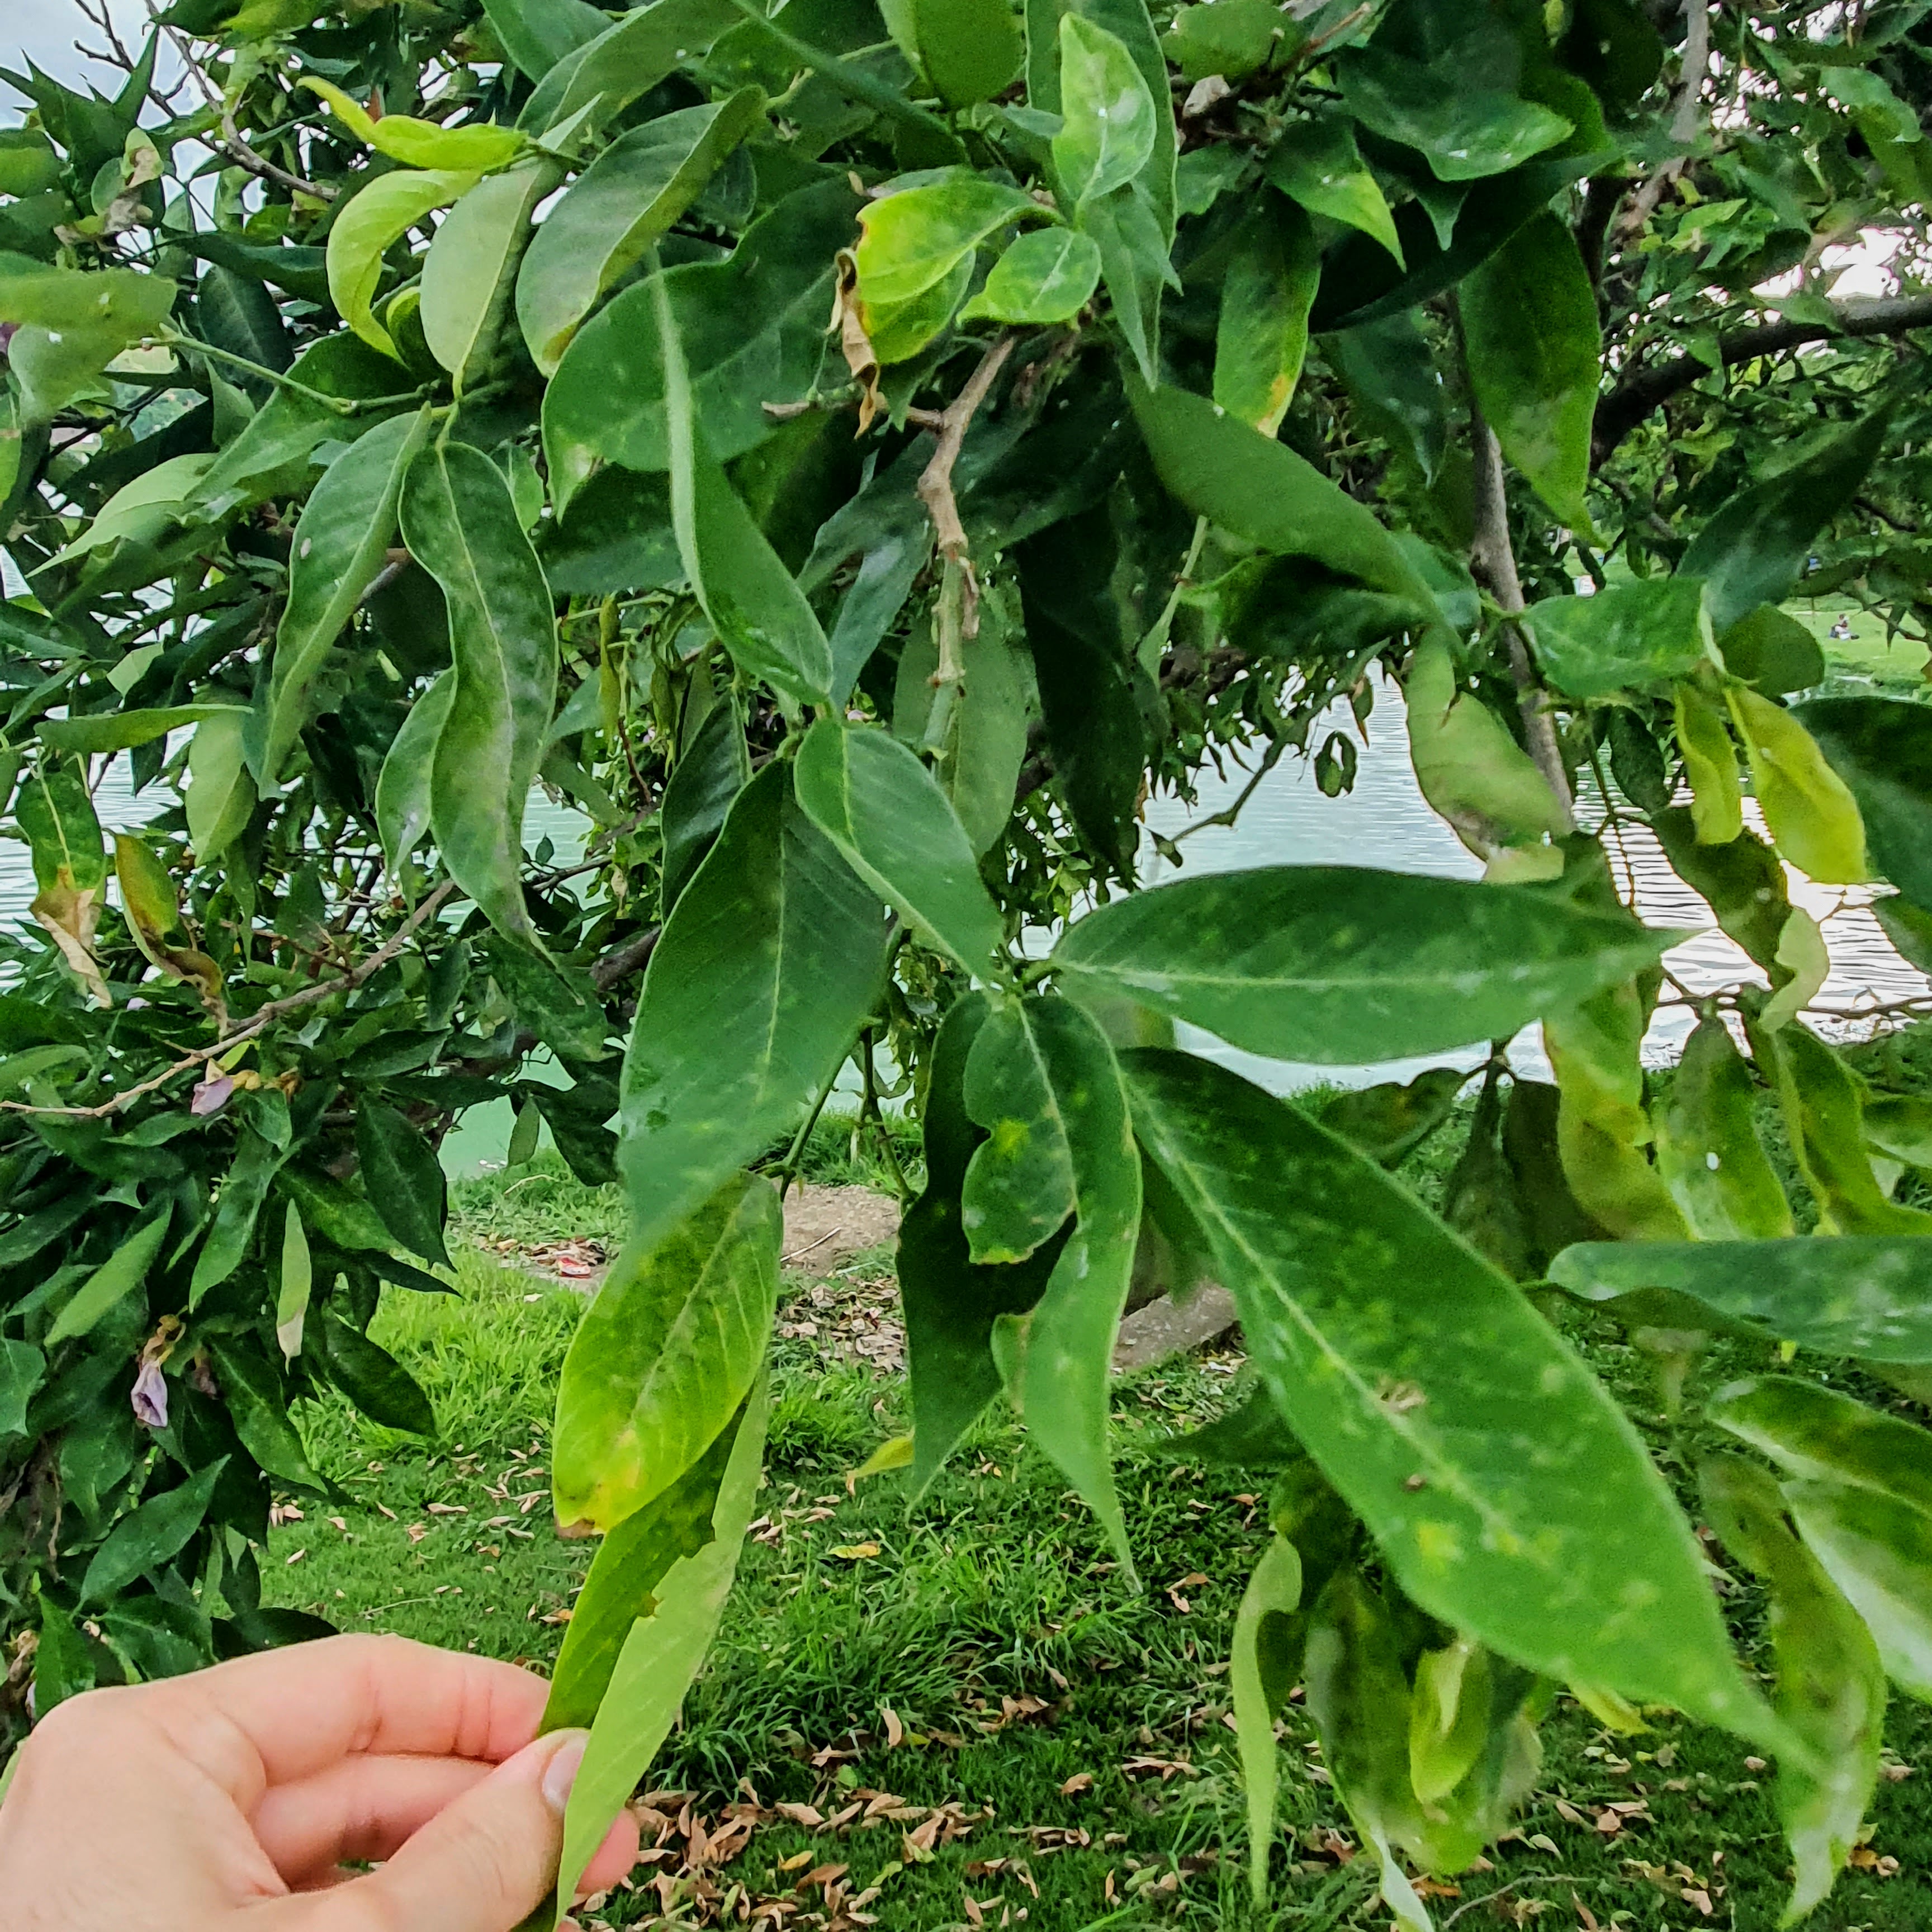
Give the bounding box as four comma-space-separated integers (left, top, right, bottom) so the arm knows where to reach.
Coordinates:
1059, 1772, 1093, 1797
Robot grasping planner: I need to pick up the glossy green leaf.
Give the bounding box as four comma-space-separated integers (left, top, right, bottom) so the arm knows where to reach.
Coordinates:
1651, 808, 1787, 969
44, 452, 213, 566
1792, 697, 1932, 912
325, 168, 482, 359
318, 1309, 435, 1435
795, 720, 1003, 974
988, 996, 1139, 1569
621, 763, 887, 1258
191, 1126, 290, 1301
205, 1338, 329, 1494
399, 440, 559, 946
1163, 0, 1291, 83
354, 1102, 451, 1268
1339, 42, 1571, 182
519, 0, 743, 136
1673, 681, 1744, 846
80, 1459, 225, 1605
856, 172, 1040, 316
1322, 311, 1445, 482
1052, 861, 1669, 1064
1700, 1455, 1883, 1923
1213, 197, 1317, 438
1123, 1049, 1783, 1750
653, 274, 834, 711
1726, 685, 1868, 886
544, 180, 859, 490
1866, 1096, 1932, 1171
1232, 1533, 1303, 1900
37, 702, 246, 756
550, 1377, 766, 1923
1266, 114, 1402, 266
1679, 408, 1888, 636
0, 264, 177, 428
659, 698, 750, 916
1652, 1016, 1792, 1240
913, 0, 1023, 107
960, 225, 1101, 325
44, 1213, 168, 1347
375, 670, 454, 878
1078, 177, 1171, 382
1409, 1637, 1493, 1806
516, 93, 764, 375
1520, 578, 1711, 700
1460, 211, 1599, 533
31, 1594, 93, 1717
262, 408, 434, 787
1721, 604, 1825, 698
932, 608, 1030, 856
1053, 15, 1155, 207
302, 78, 524, 172
0, 1338, 44, 1437
420, 163, 551, 390
553, 1172, 778, 1535
960, 997, 1076, 1264
481, 0, 612, 82
1130, 380, 1440, 607
274, 1202, 312, 1360
487, 937, 610, 1063
1713, 1378, 1932, 1516
184, 711, 255, 864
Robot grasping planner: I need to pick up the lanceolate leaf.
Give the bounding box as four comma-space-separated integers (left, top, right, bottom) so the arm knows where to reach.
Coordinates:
1652, 1016, 1793, 1240
1712, 1378, 1932, 1514
325, 169, 482, 359
399, 441, 560, 946
353, 1102, 451, 1267
1726, 686, 1868, 886
1266, 114, 1403, 265
619, 763, 888, 1259
40, 703, 248, 755
988, 996, 1141, 1570
420, 163, 552, 390
79, 1460, 225, 1606
516, 91, 765, 375
1051, 864, 1673, 1064
519, 0, 744, 136
482, 0, 612, 82
1233, 1534, 1303, 1900
45, 1213, 169, 1346
794, 720, 1003, 975
1053, 15, 1156, 208
1460, 211, 1600, 534
1213, 196, 1318, 438
261, 408, 434, 787
1123, 1049, 1786, 1752
1673, 681, 1744, 846
653, 273, 834, 711
301, 78, 525, 172
659, 698, 750, 915
961, 996, 1078, 1264
375, 669, 455, 878
551, 1173, 779, 1535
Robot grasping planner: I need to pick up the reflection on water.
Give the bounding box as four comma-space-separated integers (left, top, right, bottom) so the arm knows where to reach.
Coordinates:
1143, 674, 1930, 1094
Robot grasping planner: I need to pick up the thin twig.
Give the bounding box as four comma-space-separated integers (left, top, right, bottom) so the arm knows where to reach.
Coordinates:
3, 882, 459, 1120
1618, 0, 1712, 239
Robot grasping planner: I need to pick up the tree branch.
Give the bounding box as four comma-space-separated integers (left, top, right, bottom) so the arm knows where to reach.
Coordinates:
1594, 292, 1932, 465
1617, 0, 1712, 240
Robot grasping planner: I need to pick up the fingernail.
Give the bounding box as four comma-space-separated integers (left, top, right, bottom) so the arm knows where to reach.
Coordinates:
541, 1731, 589, 1815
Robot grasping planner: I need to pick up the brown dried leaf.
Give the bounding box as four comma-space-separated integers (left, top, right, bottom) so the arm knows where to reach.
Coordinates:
830, 251, 882, 435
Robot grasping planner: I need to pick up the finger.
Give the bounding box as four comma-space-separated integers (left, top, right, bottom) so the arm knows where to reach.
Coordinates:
577, 1805, 641, 1900
251, 1754, 497, 1885
139, 1634, 549, 1801
290, 1729, 588, 1932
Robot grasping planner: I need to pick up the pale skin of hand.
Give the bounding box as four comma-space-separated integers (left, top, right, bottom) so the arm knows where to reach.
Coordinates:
0, 1633, 639, 1932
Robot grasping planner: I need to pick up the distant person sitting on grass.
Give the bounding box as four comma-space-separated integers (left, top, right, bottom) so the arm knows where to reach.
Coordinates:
0, 1634, 638, 1931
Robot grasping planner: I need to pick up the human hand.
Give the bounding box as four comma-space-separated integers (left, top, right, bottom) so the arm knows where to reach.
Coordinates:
0, 1632, 638, 1932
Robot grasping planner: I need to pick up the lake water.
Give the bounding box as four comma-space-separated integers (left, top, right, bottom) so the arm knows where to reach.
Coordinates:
15, 675, 1928, 1170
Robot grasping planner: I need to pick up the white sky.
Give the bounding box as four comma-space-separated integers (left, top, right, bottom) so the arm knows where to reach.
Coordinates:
7, 0, 169, 97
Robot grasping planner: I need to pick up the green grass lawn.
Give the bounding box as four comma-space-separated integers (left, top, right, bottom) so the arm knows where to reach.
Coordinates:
261, 1110, 1932, 1931
1802, 600, 1930, 692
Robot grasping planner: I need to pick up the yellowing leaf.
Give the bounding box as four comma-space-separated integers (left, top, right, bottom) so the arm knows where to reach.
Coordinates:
829, 1540, 882, 1560
302, 78, 525, 172
1673, 680, 1743, 846
1726, 684, 1869, 884
326, 167, 483, 357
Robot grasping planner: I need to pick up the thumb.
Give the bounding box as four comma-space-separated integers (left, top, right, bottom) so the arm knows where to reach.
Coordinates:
306, 1728, 588, 1932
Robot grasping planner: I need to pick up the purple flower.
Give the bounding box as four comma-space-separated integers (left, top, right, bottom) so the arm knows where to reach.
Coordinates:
131, 1358, 168, 1429
191, 1074, 235, 1116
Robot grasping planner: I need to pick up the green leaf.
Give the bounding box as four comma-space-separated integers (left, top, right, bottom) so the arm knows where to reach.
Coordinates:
1265, 114, 1403, 266
519, 0, 744, 137
420, 163, 552, 390
621, 762, 887, 1258
1792, 697, 1931, 911
929, 605, 1031, 856
552, 1173, 779, 1534
1163, 0, 1291, 83
262, 408, 434, 787
1521, 578, 1711, 700
205, 1339, 329, 1494
988, 996, 1140, 1569
1713, 1377, 1932, 1517
18, 764, 106, 895
318, 1309, 435, 1435
1673, 681, 1744, 846
1322, 313, 1448, 485
32, 1594, 94, 1715
1339, 42, 1572, 182
184, 711, 255, 864
1123, 1049, 1783, 1751
660, 698, 751, 915
399, 441, 560, 946
1548, 1238, 1932, 1363
0, 1339, 45, 1437
794, 721, 1004, 973
191, 1126, 290, 1302
1318, 1068, 1469, 1168
1233, 1533, 1303, 1900
36, 703, 246, 756
487, 937, 611, 1063
1054, 15, 1156, 207
1726, 685, 1868, 886
543, 180, 860, 488
1700, 1455, 1882, 1922
354, 1102, 451, 1268
0, 264, 177, 427
1866, 1096, 1932, 1171
1460, 211, 1599, 533
324, 168, 483, 359
551, 1379, 767, 1923
1652, 1016, 1793, 1240
1409, 1637, 1493, 1806
1652, 808, 1787, 969
1213, 197, 1318, 438
375, 670, 454, 878
912, 0, 1023, 108
1079, 177, 1172, 383
275, 1201, 312, 1360
960, 997, 1077, 1263
856, 172, 1041, 315
80, 1459, 226, 1604
654, 273, 834, 710
959, 225, 1101, 325
45, 1212, 169, 1346
1679, 408, 1888, 636
1720, 604, 1824, 698
1052, 861, 1668, 1064
481, 0, 612, 81
515, 93, 764, 375
302, 78, 525, 172
1129, 379, 1441, 607
900, 992, 1063, 1493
